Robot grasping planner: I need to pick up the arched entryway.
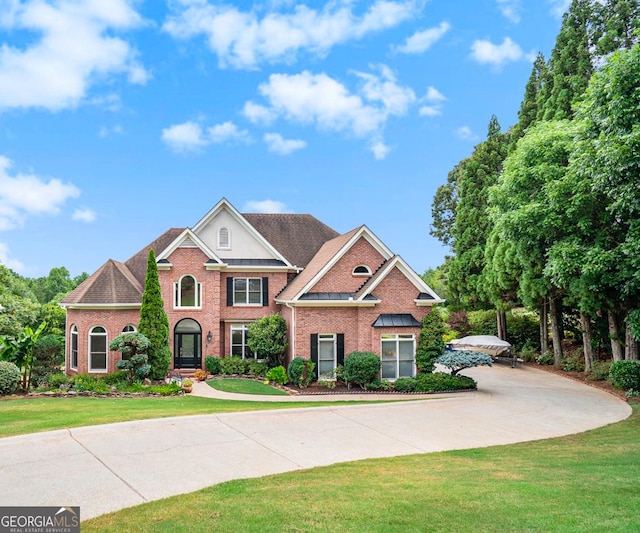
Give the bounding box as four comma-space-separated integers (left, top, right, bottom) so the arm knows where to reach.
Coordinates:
174, 318, 202, 369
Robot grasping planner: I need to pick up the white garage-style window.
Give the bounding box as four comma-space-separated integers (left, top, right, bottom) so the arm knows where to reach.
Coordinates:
381, 334, 415, 380
89, 326, 108, 373
174, 275, 202, 308
70, 324, 78, 370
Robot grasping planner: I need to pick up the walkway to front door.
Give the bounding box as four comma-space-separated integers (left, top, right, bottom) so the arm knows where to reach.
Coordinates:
174, 318, 201, 369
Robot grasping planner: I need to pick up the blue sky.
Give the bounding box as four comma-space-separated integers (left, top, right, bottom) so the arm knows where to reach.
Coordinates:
0, 0, 570, 279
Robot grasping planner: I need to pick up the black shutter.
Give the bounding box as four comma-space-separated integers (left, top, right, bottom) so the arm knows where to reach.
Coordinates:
310, 334, 318, 378
262, 277, 269, 306
337, 334, 345, 366
227, 277, 234, 306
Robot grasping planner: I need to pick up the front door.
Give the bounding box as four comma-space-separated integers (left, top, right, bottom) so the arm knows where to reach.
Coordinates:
174, 319, 202, 369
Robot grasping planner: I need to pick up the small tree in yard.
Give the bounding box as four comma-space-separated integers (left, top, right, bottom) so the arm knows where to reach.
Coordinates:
0, 321, 47, 392
436, 350, 493, 376
110, 332, 152, 384
138, 249, 171, 380
247, 313, 288, 368
343, 351, 381, 389
415, 309, 447, 373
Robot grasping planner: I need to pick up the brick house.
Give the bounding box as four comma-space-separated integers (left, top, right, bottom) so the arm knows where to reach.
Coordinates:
61, 198, 443, 380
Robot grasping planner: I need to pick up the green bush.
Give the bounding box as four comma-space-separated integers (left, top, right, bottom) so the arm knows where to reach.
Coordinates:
436, 350, 493, 376
287, 357, 315, 388
609, 361, 640, 392
102, 371, 127, 386
265, 365, 288, 385
588, 360, 612, 382
343, 352, 381, 390
205, 356, 222, 375
248, 360, 268, 377
415, 372, 476, 392
535, 351, 555, 365
415, 310, 446, 373
219, 356, 248, 375
562, 352, 585, 372
364, 378, 392, 391
0, 361, 21, 395
70, 374, 110, 393
30, 334, 65, 388
393, 377, 417, 392
47, 372, 72, 389
116, 354, 151, 384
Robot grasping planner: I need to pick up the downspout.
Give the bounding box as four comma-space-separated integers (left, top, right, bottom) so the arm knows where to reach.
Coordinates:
285, 301, 296, 359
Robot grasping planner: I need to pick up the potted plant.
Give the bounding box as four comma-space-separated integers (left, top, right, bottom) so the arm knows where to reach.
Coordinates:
193, 369, 207, 381
182, 379, 193, 393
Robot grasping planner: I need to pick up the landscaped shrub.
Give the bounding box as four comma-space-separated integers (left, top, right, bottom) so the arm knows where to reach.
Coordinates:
588, 360, 612, 382
0, 361, 21, 395
415, 310, 446, 373
535, 351, 555, 365
111, 332, 152, 383
562, 351, 585, 373
287, 357, 315, 388
415, 372, 476, 392
248, 360, 268, 377
393, 377, 417, 392
265, 365, 288, 385
205, 356, 222, 375
219, 356, 248, 375
343, 351, 381, 390
71, 374, 110, 393
116, 355, 151, 384
30, 334, 65, 388
609, 361, 640, 392
436, 350, 493, 376
47, 372, 72, 389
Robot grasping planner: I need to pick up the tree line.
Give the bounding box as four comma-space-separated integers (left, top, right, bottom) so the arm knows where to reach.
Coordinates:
430, 0, 640, 370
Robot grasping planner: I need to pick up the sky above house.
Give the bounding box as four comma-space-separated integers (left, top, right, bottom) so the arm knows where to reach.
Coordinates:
0, 0, 570, 279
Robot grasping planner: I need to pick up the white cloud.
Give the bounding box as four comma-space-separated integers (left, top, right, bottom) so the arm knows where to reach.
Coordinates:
470, 37, 525, 69
162, 120, 251, 152
207, 121, 251, 144
549, 0, 571, 18
243, 199, 290, 213
161, 121, 208, 152
394, 21, 450, 54
243, 101, 277, 124
419, 106, 440, 117
0, 0, 149, 111
497, 0, 521, 23
164, 0, 418, 69
99, 125, 124, 137
0, 242, 25, 273
454, 125, 478, 141
264, 133, 307, 155
419, 86, 446, 117
0, 155, 81, 230
248, 66, 414, 158
72, 208, 97, 223
370, 140, 391, 160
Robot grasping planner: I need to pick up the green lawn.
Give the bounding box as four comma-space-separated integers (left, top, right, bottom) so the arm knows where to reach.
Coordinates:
0, 396, 374, 438
208, 378, 288, 395
83, 405, 640, 532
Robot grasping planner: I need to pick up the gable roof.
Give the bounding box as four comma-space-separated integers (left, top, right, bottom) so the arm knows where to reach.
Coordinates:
60, 259, 143, 307
156, 228, 224, 265
243, 213, 340, 268
125, 228, 185, 284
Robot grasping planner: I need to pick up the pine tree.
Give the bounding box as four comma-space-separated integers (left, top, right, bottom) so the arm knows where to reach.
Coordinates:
509, 52, 547, 151
138, 249, 171, 380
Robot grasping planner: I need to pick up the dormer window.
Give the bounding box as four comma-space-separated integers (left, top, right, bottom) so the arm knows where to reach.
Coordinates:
218, 227, 230, 249
353, 265, 372, 276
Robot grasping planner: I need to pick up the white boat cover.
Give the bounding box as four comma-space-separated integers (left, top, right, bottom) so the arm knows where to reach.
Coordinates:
448, 335, 512, 356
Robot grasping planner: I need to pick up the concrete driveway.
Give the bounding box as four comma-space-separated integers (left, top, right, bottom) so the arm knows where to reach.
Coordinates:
0, 365, 631, 520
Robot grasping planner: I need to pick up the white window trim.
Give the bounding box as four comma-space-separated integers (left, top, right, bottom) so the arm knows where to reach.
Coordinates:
174, 275, 203, 309
122, 324, 137, 333
318, 333, 337, 379
70, 325, 78, 370
353, 264, 372, 276
218, 227, 231, 250
380, 334, 416, 380
89, 326, 108, 373
233, 277, 263, 306
230, 324, 259, 359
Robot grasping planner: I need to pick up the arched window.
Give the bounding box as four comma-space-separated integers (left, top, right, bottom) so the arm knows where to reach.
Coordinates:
89, 326, 108, 372
70, 325, 78, 370
174, 275, 202, 308
353, 265, 372, 276
218, 227, 231, 249
122, 324, 136, 333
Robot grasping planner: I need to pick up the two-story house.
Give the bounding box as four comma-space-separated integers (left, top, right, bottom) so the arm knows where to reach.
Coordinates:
61, 198, 443, 380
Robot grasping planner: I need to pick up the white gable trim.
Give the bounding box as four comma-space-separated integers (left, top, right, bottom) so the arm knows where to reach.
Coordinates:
191, 198, 293, 268
157, 229, 224, 264
289, 226, 394, 301
357, 256, 444, 304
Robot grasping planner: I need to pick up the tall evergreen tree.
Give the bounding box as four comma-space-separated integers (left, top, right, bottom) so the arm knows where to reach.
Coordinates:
540, 0, 595, 121
138, 249, 171, 379
429, 159, 467, 249
595, 0, 640, 55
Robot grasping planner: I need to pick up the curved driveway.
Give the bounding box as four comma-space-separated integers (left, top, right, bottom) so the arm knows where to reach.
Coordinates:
0, 365, 631, 520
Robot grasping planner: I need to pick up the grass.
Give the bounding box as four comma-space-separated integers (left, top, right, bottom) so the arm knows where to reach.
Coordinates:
83, 405, 640, 532
208, 378, 288, 395
0, 396, 375, 438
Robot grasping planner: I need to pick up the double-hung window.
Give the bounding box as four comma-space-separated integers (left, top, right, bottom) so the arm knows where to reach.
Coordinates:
174, 275, 202, 308
89, 326, 108, 373
227, 277, 268, 306
70, 325, 78, 370
231, 325, 258, 359
381, 334, 415, 380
